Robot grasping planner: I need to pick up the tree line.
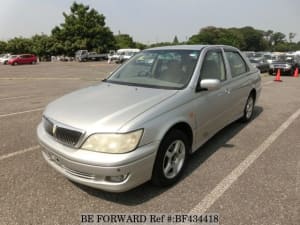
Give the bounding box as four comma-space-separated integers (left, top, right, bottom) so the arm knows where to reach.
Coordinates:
0, 2, 299, 59
187, 26, 299, 52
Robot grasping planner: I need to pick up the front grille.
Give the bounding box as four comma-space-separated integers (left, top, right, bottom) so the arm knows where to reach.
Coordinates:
43, 117, 83, 146
274, 64, 285, 68
55, 126, 82, 146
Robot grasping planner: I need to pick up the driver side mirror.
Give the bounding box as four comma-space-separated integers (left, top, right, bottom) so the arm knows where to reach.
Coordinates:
197, 79, 221, 92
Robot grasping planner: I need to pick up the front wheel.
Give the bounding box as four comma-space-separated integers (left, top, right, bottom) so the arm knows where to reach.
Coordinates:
152, 130, 188, 187
240, 94, 255, 123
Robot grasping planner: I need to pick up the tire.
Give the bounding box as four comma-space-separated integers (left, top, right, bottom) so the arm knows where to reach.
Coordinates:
152, 129, 188, 186
12, 62, 17, 66
240, 94, 255, 123
32, 61, 36, 65
268, 70, 273, 75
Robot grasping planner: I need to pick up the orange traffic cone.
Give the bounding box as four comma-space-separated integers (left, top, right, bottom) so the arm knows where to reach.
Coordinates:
293, 67, 299, 78
274, 69, 282, 82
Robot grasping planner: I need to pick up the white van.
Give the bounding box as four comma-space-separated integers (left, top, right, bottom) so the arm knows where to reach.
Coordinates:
109, 48, 140, 63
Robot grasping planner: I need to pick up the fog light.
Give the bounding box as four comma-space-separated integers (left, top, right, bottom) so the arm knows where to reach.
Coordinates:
105, 174, 129, 183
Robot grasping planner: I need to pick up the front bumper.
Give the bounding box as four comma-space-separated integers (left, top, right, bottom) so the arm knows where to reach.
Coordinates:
37, 123, 159, 192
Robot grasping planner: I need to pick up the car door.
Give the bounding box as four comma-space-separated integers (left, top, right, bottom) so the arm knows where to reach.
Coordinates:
19, 55, 26, 64
25, 55, 31, 64
193, 48, 233, 146
223, 50, 252, 120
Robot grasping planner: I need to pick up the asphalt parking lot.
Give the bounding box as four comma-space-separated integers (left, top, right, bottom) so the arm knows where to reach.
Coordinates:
0, 62, 299, 225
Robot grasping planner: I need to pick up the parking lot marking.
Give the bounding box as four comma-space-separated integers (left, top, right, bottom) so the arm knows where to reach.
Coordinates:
190, 107, 300, 214
0, 77, 81, 80
0, 108, 44, 118
0, 95, 35, 101
0, 145, 40, 161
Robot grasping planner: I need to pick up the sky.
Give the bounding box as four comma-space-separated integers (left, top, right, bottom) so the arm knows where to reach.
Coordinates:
0, 0, 299, 44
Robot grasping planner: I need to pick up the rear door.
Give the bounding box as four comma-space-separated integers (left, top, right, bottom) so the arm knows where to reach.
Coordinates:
20, 55, 29, 64
223, 49, 252, 120
26, 55, 32, 64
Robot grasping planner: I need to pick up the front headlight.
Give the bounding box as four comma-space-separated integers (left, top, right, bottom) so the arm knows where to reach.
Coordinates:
285, 64, 291, 69
82, 129, 143, 153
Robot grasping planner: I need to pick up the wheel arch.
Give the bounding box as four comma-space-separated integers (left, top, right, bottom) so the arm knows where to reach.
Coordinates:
160, 121, 194, 154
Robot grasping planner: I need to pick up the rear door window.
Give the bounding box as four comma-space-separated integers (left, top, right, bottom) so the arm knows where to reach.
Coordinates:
225, 51, 248, 77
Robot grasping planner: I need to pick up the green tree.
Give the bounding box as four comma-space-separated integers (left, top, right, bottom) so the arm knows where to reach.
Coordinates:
149, 42, 172, 48
173, 35, 179, 44
31, 34, 55, 59
0, 41, 7, 53
6, 37, 33, 54
51, 2, 115, 55
188, 26, 218, 44
270, 32, 286, 46
263, 30, 273, 47
114, 34, 135, 49
288, 32, 296, 43
188, 26, 244, 48
188, 26, 274, 51
238, 26, 267, 51
134, 42, 147, 50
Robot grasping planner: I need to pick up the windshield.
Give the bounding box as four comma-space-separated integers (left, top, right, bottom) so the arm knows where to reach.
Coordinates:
276, 55, 294, 63
254, 53, 263, 57
264, 55, 272, 60
107, 49, 200, 89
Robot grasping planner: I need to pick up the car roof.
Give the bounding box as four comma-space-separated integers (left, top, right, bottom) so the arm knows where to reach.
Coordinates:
146, 44, 238, 51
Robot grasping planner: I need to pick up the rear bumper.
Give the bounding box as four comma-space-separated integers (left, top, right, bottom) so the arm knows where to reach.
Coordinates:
37, 123, 159, 192
269, 68, 292, 74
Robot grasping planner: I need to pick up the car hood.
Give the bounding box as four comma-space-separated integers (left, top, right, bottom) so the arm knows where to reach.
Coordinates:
44, 82, 178, 133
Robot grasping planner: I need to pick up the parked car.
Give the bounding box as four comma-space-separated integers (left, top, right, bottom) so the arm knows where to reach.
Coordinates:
37, 45, 261, 192
75, 50, 107, 62
242, 51, 255, 58
249, 57, 270, 73
263, 54, 273, 64
8, 54, 37, 65
269, 54, 300, 75
108, 48, 140, 63
0, 53, 11, 64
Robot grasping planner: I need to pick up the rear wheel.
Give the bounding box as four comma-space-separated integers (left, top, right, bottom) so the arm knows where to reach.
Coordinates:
152, 130, 188, 186
240, 94, 255, 123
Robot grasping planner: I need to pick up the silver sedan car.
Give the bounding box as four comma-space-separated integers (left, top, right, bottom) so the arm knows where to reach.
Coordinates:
37, 45, 261, 192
